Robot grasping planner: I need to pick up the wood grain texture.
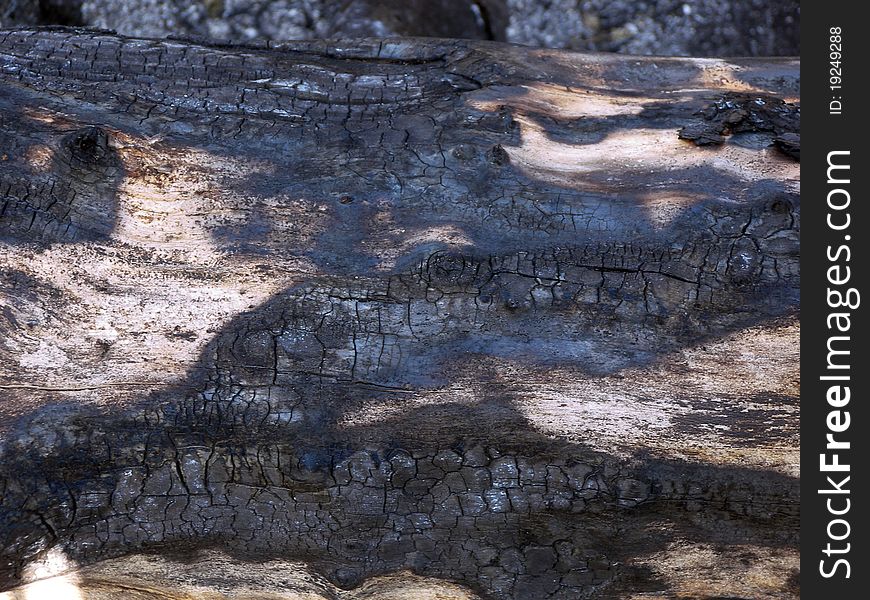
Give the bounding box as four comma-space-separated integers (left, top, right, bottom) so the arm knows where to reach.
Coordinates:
0, 28, 799, 599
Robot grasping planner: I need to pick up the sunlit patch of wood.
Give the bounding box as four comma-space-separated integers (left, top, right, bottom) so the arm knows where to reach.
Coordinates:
525, 49, 798, 97
496, 115, 799, 193
627, 539, 799, 599
0, 132, 334, 411
339, 319, 799, 476
634, 190, 706, 228
469, 83, 652, 118
0, 548, 83, 600
374, 224, 475, 271
22, 144, 53, 171
515, 319, 800, 475
19, 108, 59, 125
7, 551, 482, 600
0, 236, 309, 418
112, 144, 311, 255
694, 60, 801, 102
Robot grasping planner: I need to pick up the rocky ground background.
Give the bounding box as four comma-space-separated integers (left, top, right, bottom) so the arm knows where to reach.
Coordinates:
1, 0, 798, 56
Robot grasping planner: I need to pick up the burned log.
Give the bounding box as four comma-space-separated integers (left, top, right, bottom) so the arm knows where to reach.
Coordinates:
0, 28, 799, 599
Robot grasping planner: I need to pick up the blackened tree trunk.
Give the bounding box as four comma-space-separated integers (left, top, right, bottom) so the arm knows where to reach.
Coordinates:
0, 28, 799, 599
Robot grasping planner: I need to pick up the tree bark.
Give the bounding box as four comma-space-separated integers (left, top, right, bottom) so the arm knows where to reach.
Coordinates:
0, 28, 799, 599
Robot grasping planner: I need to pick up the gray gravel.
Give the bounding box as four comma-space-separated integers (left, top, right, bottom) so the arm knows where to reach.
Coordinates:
1, 0, 799, 56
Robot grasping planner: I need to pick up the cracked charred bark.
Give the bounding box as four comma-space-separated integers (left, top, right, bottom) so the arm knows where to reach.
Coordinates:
0, 28, 799, 599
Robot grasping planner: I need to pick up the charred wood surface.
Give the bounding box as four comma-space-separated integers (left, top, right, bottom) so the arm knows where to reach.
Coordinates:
0, 28, 799, 599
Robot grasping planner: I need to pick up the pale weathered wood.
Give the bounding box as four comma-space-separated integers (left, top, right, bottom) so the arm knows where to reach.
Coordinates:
0, 28, 799, 599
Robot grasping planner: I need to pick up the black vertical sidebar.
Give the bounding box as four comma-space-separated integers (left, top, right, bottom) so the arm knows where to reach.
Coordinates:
802, 2, 868, 597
